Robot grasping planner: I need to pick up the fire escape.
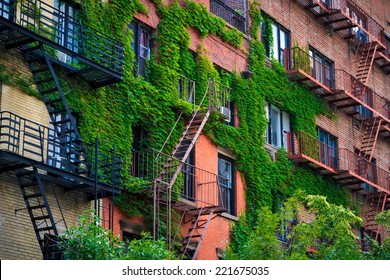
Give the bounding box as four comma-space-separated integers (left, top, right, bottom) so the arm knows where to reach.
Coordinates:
0, 0, 123, 258
287, 0, 390, 243
131, 77, 230, 259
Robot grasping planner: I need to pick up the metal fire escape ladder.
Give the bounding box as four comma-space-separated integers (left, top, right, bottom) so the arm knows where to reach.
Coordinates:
180, 208, 214, 260
15, 43, 89, 257
153, 80, 213, 247
356, 41, 378, 85
22, 43, 80, 142
364, 193, 389, 242
15, 166, 60, 258
358, 117, 382, 162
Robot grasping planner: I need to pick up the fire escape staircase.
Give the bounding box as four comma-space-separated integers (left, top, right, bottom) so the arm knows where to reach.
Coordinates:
8, 43, 84, 258
154, 108, 211, 246
15, 166, 64, 259
357, 117, 382, 162
364, 193, 390, 242
355, 42, 378, 85
179, 208, 215, 260
153, 79, 228, 256
22, 43, 82, 144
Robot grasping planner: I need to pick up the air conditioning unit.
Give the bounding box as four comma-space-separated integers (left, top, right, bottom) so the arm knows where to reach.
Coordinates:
56, 51, 69, 63
219, 106, 231, 123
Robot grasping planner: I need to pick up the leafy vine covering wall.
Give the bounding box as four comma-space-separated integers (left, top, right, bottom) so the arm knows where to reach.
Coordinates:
1, 0, 351, 224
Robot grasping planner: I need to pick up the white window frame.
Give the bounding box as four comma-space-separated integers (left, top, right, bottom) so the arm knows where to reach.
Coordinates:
265, 102, 290, 149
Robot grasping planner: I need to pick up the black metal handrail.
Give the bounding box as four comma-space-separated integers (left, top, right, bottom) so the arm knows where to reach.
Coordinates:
0, 0, 124, 74
0, 111, 122, 187
210, 0, 246, 33
130, 149, 226, 209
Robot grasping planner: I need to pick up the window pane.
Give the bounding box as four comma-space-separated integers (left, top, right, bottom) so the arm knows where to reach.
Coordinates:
272, 24, 279, 61
140, 30, 150, 59
218, 158, 232, 188
271, 107, 281, 147
264, 102, 269, 143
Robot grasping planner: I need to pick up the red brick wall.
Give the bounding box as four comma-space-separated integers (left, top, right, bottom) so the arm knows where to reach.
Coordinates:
193, 134, 246, 259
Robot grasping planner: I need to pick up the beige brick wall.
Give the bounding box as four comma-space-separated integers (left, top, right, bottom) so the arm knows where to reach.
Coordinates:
0, 172, 93, 259
0, 42, 93, 260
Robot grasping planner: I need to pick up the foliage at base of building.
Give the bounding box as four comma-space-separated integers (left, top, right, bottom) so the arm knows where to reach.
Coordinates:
59, 210, 176, 260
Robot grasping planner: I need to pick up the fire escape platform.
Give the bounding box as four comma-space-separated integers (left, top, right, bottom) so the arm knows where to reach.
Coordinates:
321, 10, 386, 50
286, 69, 333, 95
328, 92, 390, 139
0, 150, 121, 197
374, 52, 390, 73
288, 153, 337, 176
295, 0, 331, 17
0, 0, 124, 88
332, 169, 390, 195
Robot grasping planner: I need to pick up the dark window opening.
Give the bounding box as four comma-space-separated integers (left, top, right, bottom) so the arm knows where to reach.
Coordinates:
129, 21, 152, 77
182, 149, 195, 201
261, 15, 290, 65
317, 127, 338, 169
346, 5, 368, 43
354, 90, 373, 119
0, 0, 15, 21
218, 154, 235, 216
132, 125, 147, 151
47, 113, 80, 172
123, 231, 141, 242
54, 0, 79, 63
354, 148, 378, 192
309, 47, 334, 88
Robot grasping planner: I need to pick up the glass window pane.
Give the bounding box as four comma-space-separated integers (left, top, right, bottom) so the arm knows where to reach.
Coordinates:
271, 107, 281, 147
280, 30, 286, 50
272, 24, 279, 61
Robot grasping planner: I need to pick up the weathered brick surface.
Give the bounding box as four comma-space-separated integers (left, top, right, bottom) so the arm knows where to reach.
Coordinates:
0, 172, 92, 259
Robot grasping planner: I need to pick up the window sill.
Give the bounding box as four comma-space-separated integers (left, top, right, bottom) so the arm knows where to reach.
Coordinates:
220, 212, 239, 221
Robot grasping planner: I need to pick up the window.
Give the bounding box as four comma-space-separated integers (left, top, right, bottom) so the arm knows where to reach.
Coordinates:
354, 149, 378, 193
47, 113, 78, 172
346, 5, 368, 43
218, 154, 235, 216
309, 48, 334, 88
261, 18, 290, 64
182, 150, 195, 201
0, 0, 14, 20
265, 102, 290, 149
227, 101, 235, 127
317, 128, 337, 169
129, 21, 152, 77
132, 125, 147, 151
355, 90, 373, 119
54, 0, 79, 63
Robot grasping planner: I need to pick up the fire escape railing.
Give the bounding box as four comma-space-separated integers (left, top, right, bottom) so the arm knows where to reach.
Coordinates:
209, 79, 231, 113
286, 130, 390, 193
333, 69, 390, 119
0, 0, 124, 75
334, 0, 386, 46
178, 74, 196, 110
284, 47, 390, 122
284, 47, 334, 89
0, 111, 122, 188
210, 0, 246, 34
130, 149, 226, 210
295, 0, 386, 48
286, 131, 338, 170
338, 148, 390, 193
